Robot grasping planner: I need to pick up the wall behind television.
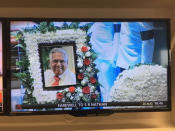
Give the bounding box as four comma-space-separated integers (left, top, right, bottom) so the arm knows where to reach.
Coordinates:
0, 8, 174, 131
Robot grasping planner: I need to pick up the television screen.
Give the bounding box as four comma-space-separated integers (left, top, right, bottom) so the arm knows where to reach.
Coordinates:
8, 19, 171, 114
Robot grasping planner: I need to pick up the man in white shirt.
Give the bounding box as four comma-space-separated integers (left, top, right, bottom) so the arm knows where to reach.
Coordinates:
88, 22, 120, 102
116, 22, 155, 70
44, 48, 76, 87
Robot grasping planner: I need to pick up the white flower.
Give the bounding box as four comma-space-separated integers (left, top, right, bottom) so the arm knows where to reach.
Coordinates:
89, 72, 95, 77
90, 87, 94, 93
77, 87, 82, 92
66, 93, 71, 98
91, 86, 95, 90
84, 77, 89, 82
81, 77, 89, 85
86, 67, 92, 72
65, 88, 69, 92
81, 80, 86, 86
79, 69, 84, 73
77, 58, 83, 68
76, 50, 83, 56
62, 98, 66, 103
77, 62, 83, 68
79, 93, 83, 97
75, 96, 80, 101
110, 65, 167, 102
70, 96, 74, 100
85, 51, 91, 57
95, 91, 99, 95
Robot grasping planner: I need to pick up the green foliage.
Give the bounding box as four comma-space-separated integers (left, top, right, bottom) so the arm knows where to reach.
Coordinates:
23, 93, 37, 104
91, 52, 97, 61
14, 44, 26, 51
47, 22, 57, 32
58, 22, 80, 30
14, 31, 36, 105
24, 22, 57, 34
69, 22, 80, 29
13, 72, 27, 80
13, 70, 36, 105
41, 47, 51, 71
80, 23, 93, 33
82, 96, 88, 102
39, 22, 48, 33
38, 22, 57, 33
16, 59, 28, 70
128, 63, 155, 70
16, 31, 23, 41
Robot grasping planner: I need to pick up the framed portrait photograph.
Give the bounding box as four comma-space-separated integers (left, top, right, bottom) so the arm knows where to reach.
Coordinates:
39, 43, 77, 90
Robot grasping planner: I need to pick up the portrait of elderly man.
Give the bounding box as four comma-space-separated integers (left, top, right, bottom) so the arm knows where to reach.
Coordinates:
44, 47, 76, 87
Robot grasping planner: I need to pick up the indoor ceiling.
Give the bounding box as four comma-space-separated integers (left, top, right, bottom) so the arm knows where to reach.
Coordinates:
0, 0, 175, 8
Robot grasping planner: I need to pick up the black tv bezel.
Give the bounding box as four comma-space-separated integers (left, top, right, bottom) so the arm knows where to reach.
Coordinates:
0, 18, 9, 115
3, 18, 171, 116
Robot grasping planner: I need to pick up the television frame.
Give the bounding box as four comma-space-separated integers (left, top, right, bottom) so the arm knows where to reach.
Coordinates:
4, 18, 171, 116
0, 18, 9, 115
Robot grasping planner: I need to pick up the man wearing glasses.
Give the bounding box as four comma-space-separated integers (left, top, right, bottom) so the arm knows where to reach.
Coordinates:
44, 48, 76, 87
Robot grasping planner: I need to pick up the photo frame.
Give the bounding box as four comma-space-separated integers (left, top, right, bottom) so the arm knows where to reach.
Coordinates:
20, 28, 89, 105
38, 43, 77, 90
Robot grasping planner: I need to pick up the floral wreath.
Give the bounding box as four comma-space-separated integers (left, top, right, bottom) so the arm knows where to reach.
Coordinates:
14, 22, 100, 105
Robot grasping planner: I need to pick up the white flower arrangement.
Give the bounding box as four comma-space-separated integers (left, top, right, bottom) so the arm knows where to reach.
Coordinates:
24, 29, 85, 103
110, 65, 167, 102
24, 29, 99, 104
